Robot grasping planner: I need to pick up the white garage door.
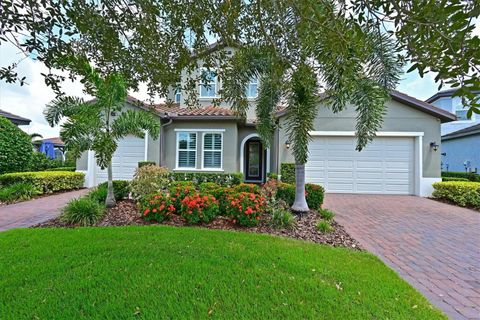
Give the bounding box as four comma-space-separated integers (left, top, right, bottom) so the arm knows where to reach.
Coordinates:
306, 136, 414, 194
95, 135, 145, 184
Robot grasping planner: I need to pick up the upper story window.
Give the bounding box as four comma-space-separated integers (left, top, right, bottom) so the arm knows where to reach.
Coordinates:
177, 132, 197, 169
174, 85, 181, 103
199, 70, 217, 98
453, 97, 474, 121
246, 77, 258, 98
202, 133, 223, 169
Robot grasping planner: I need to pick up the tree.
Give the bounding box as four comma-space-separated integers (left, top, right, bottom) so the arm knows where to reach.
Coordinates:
44, 60, 160, 207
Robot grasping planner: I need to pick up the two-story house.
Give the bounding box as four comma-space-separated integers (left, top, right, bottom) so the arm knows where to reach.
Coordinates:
77, 46, 456, 196
426, 89, 480, 172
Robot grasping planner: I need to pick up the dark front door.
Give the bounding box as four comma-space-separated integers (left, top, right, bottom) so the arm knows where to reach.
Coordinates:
245, 139, 263, 182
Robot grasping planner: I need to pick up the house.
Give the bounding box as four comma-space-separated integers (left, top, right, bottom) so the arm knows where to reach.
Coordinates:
0, 109, 31, 126
33, 137, 66, 160
426, 89, 480, 136
76, 48, 456, 197
440, 124, 480, 173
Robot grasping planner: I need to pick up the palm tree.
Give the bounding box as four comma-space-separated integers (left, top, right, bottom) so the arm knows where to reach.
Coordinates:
29, 133, 43, 142
44, 61, 160, 207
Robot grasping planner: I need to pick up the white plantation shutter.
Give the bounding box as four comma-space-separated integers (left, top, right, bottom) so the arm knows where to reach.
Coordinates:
203, 133, 222, 169
177, 132, 196, 168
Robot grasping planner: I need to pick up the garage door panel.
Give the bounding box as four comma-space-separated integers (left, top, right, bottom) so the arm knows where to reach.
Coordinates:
306, 136, 414, 195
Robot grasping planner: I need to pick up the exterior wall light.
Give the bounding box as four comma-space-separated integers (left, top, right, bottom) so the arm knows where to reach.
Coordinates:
285, 141, 291, 149
430, 142, 439, 152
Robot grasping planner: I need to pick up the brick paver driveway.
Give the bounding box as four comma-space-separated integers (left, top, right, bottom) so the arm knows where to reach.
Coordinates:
324, 194, 480, 320
0, 189, 89, 231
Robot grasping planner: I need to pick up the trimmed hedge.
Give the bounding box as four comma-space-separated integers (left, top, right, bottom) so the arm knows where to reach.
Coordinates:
170, 172, 242, 186
441, 171, 480, 182
280, 163, 295, 184
442, 177, 469, 182
0, 116, 33, 174
277, 182, 325, 210
432, 181, 480, 208
0, 171, 84, 194
45, 167, 76, 172
138, 161, 156, 168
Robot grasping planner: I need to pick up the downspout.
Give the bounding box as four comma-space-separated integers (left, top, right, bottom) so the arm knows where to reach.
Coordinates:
159, 117, 173, 167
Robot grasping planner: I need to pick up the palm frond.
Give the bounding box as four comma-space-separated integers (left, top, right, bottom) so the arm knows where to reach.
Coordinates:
44, 96, 88, 126
111, 109, 160, 139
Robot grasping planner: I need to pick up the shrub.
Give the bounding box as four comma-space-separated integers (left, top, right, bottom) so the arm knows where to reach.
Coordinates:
89, 180, 130, 203
233, 183, 260, 194
180, 193, 219, 224
0, 182, 38, 203
45, 167, 76, 172
198, 182, 221, 194
138, 161, 156, 168
61, 197, 105, 226
0, 171, 84, 194
28, 152, 63, 171
0, 116, 33, 174
318, 209, 335, 221
226, 192, 266, 227
209, 187, 233, 215
261, 179, 279, 199
280, 163, 295, 184
277, 183, 296, 206
169, 182, 196, 211
441, 171, 480, 182
267, 172, 278, 180
305, 183, 325, 210
316, 220, 333, 233
130, 165, 170, 199
139, 193, 176, 222
432, 181, 480, 208
269, 206, 295, 230
169, 172, 242, 186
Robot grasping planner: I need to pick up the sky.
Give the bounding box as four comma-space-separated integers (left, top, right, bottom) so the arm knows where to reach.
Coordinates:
0, 20, 478, 138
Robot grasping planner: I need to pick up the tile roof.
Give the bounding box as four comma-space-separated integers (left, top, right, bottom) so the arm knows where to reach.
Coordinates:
155, 104, 237, 117
0, 109, 31, 125
33, 137, 65, 146
442, 123, 480, 141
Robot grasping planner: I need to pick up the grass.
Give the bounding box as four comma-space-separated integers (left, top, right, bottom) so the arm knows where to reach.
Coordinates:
0, 226, 445, 319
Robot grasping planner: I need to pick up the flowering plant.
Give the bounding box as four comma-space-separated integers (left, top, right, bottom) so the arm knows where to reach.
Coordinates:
139, 193, 175, 222
233, 183, 261, 194
180, 193, 219, 224
226, 192, 266, 226
169, 182, 196, 212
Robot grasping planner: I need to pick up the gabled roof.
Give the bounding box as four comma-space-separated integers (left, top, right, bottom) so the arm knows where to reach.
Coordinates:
0, 109, 31, 125
426, 88, 480, 103
33, 137, 65, 147
442, 124, 480, 141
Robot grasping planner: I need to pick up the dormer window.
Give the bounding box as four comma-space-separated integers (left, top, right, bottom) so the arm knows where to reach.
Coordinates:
199, 70, 217, 97
174, 85, 181, 103
246, 77, 258, 98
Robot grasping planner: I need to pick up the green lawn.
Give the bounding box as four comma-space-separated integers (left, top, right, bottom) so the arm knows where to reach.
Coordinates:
0, 226, 444, 319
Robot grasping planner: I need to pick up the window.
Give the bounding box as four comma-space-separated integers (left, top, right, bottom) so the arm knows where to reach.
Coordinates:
454, 99, 471, 121
174, 85, 181, 103
199, 70, 217, 97
177, 132, 197, 168
246, 77, 258, 98
203, 133, 223, 169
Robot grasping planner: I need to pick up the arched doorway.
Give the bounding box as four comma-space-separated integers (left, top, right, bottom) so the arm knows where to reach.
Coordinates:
240, 134, 269, 183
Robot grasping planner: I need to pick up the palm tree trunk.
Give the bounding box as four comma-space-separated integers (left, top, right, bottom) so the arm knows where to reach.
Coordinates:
105, 162, 116, 208
291, 161, 309, 213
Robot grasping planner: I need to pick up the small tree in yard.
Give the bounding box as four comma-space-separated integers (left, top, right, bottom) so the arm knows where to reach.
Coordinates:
44, 62, 160, 207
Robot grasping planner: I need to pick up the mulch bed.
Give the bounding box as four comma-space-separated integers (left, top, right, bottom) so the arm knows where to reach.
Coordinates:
34, 200, 362, 250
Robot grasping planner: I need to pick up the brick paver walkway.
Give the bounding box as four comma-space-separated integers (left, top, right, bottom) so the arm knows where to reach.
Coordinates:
324, 194, 480, 320
0, 189, 89, 231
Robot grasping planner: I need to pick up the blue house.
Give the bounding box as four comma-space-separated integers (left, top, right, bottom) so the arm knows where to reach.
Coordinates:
440, 124, 480, 173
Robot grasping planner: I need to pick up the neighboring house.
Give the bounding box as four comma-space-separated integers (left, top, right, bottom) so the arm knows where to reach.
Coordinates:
33, 137, 66, 161
426, 89, 480, 135
77, 47, 456, 196
441, 124, 480, 173
0, 109, 31, 126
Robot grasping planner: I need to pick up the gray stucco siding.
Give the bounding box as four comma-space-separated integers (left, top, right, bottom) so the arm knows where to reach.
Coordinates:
277, 99, 442, 178
441, 135, 480, 173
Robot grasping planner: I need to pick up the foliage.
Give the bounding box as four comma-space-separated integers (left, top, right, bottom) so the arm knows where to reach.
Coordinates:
61, 197, 105, 226
130, 165, 170, 200
0, 182, 38, 203
233, 183, 261, 194
280, 163, 295, 184
139, 193, 176, 222
318, 209, 336, 221
305, 184, 325, 210
28, 152, 64, 171
442, 177, 469, 182
44, 167, 76, 172
0, 171, 84, 194
89, 180, 130, 203
0, 116, 33, 174
276, 183, 296, 207
138, 161, 156, 168
269, 206, 295, 230
169, 182, 196, 212
226, 192, 266, 227
432, 181, 480, 208
170, 172, 242, 186
261, 179, 279, 199
208, 187, 233, 215
198, 182, 221, 194
267, 172, 278, 180
441, 171, 480, 182
316, 220, 333, 233
180, 193, 219, 224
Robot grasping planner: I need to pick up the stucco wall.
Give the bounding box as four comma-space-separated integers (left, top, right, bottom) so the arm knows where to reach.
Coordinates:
278, 99, 442, 178
441, 135, 480, 173
76, 151, 88, 171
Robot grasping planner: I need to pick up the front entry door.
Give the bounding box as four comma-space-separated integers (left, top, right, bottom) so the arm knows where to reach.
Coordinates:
245, 139, 263, 182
